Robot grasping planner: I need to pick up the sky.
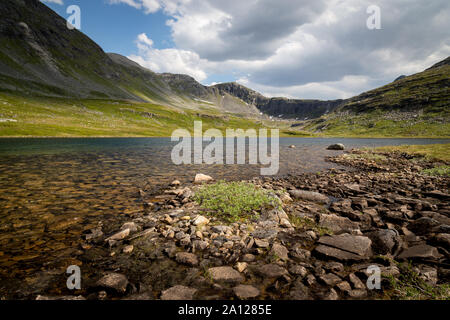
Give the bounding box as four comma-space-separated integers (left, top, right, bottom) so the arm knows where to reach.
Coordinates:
41, 0, 450, 100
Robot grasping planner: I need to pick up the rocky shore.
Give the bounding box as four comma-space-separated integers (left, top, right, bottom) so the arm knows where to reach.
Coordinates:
29, 149, 450, 300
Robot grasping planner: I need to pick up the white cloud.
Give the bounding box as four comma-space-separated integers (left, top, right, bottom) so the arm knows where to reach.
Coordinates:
40, 0, 64, 5
118, 0, 450, 99
128, 34, 209, 81
107, 0, 161, 14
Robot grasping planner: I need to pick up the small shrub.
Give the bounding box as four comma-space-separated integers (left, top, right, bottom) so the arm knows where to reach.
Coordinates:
194, 181, 279, 223
422, 165, 450, 177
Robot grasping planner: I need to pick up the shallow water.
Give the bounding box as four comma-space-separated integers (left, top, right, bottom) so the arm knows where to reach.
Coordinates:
0, 137, 448, 288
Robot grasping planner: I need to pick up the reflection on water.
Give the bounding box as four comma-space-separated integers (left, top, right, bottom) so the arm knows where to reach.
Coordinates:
0, 137, 448, 284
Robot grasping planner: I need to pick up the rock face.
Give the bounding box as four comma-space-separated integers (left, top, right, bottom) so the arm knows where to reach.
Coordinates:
208, 267, 244, 284
288, 189, 330, 204
96, 273, 129, 294
161, 285, 197, 300
315, 234, 372, 261
327, 144, 345, 150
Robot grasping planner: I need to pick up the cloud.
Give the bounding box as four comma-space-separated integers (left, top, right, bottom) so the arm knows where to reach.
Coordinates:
107, 0, 161, 14
40, 0, 64, 5
121, 0, 450, 99
128, 33, 209, 81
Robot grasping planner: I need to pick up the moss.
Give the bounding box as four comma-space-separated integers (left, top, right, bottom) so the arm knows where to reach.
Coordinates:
193, 181, 280, 223
289, 215, 332, 236
422, 165, 450, 177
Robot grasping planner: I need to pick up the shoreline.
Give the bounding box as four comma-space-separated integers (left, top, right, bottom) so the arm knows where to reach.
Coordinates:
2, 148, 448, 300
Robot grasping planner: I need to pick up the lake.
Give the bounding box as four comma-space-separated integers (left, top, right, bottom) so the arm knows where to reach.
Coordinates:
0, 137, 448, 292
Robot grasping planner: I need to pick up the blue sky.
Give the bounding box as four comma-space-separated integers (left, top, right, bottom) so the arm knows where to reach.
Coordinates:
41, 0, 450, 100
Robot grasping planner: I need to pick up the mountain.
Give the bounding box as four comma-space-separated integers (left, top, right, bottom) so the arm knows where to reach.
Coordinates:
304, 58, 450, 137
0, 0, 261, 117
212, 82, 344, 119
0, 0, 448, 137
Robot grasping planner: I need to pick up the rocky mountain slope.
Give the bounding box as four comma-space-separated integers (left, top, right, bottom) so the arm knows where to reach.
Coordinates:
0, 0, 448, 137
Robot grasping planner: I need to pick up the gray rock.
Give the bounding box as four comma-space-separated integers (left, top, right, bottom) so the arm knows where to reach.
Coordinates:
289, 281, 310, 300
319, 214, 360, 234
367, 229, 400, 254
233, 285, 260, 299
397, 244, 441, 260
407, 217, 440, 235
105, 228, 130, 242
256, 264, 288, 278
36, 295, 85, 300
317, 234, 372, 258
208, 266, 244, 284
96, 273, 129, 294
176, 252, 199, 266
288, 265, 308, 277
161, 285, 197, 300
288, 189, 330, 204
327, 144, 345, 150
319, 273, 342, 286
270, 244, 289, 261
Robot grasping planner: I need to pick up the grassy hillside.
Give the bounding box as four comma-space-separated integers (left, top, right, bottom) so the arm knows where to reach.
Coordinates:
298, 58, 450, 138
0, 92, 280, 137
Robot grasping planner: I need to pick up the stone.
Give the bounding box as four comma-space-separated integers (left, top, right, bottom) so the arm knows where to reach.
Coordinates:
235, 262, 248, 273
270, 244, 289, 261
121, 222, 138, 233
208, 266, 244, 284
288, 265, 308, 277
327, 144, 345, 150
96, 273, 129, 294
170, 180, 181, 186
36, 295, 86, 300
161, 285, 197, 300
233, 285, 260, 299
397, 244, 441, 260
254, 239, 270, 248
336, 281, 352, 293
348, 273, 365, 290
367, 229, 399, 255
211, 225, 232, 234
288, 189, 330, 204
242, 254, 256, 262
319, 273, 342, 286
176, 252, 199, 266
317, 234, 372, 257
323, 288, 339, 300
194, 173, 213, 184
289, 282, 310, 300
319, 214, 360, 234
314, 245, 368, 262
105, 228, 130, 242
290, 246, 311, 261
289, 145, 296, 149
407, 217, 440, 235
193, 215, 209, 226
123, 245, 134, 254
256, 264, 288, 278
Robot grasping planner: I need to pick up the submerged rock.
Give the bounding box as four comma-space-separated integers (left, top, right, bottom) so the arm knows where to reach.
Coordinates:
208, 266, 244, 284
161, 285, 197, 300
96, 273, 129, 294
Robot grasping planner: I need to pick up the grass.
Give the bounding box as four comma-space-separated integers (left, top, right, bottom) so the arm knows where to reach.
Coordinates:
374, 144, 450, 162
422, 165, 450, 177
193, 181, 280, 223
342, 152, 388, 163
385, 262, 450, 300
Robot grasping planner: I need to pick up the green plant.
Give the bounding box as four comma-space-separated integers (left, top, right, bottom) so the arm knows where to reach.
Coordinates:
386, 262, 450, 300
422, 165, 450, 177
194, 181, 279, 223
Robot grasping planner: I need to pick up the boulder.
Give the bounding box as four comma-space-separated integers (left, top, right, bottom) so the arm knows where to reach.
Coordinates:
208, 266, 244, 284
175, 252, 199, 266
327, 144, 345, 150
314, 234, 372, 261
288, 189, 330, 204
319, 214, 360, 234
161, 285, 197, 300
233, 285, 260, 299
96, 273, 129, 294
397, 244, 441, 260
194, 174, 213, 184
193, 215, 209, 226
367, 229, 400, 254
256, 264, 288, 278
270, 244, 289, 261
